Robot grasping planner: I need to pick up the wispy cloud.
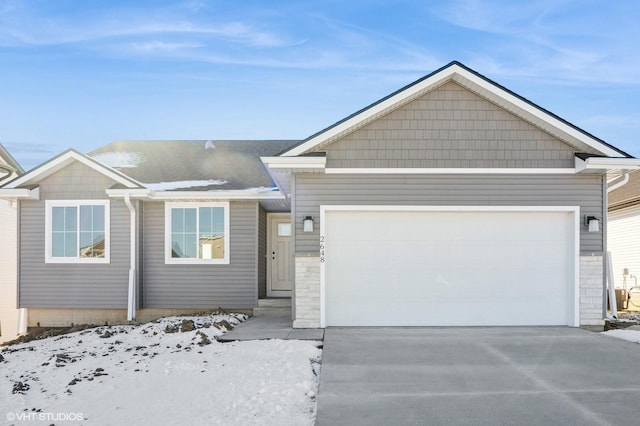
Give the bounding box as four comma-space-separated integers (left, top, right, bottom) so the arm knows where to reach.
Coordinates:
432, 0, 640, 85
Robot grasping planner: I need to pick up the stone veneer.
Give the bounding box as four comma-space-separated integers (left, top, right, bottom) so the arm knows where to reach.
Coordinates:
293, 254, 605, 329
579, 255, 605, 328
293, 256, 321, 328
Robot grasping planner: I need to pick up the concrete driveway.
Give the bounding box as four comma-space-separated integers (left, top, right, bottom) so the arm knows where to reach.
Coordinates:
316, 327, 640, 426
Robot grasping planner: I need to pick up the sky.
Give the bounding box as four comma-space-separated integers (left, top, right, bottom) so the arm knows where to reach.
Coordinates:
0, 0, 639, 170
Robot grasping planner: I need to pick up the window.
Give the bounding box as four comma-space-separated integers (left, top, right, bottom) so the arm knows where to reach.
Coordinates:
45, 200, 110, 263
165, 202, 230, 264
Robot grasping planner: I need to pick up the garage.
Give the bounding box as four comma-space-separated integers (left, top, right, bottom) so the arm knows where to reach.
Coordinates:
321, 207, 578, 327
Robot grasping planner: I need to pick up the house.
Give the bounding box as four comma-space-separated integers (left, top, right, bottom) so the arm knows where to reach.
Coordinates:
607, 170, 640, 311
1, 61, 639, 330
0, 143, 25, 343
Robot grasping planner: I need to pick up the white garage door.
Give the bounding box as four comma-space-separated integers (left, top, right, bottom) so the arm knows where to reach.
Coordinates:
323, 209, 576, 326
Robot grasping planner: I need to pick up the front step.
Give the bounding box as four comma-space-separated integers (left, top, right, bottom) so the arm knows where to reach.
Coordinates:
258, 298, 291, 308
252, 307, 291, 316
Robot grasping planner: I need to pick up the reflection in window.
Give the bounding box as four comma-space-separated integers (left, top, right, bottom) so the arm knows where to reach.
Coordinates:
171, 206, 225, 260
51, 204, 106, 259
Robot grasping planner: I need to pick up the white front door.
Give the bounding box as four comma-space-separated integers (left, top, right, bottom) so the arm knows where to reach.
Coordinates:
268, 214, 292, 297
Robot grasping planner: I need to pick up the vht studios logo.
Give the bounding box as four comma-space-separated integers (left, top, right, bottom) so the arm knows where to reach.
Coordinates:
6, 412, 84, 422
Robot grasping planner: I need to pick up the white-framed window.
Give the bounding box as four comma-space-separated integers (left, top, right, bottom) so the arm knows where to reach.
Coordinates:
164, 202, 230, 264
45, 200, 110, 264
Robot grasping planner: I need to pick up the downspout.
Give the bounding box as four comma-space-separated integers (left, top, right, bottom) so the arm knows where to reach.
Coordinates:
604, 171, 631, 318
124, 193, 137, 321
607, 172, 629, 193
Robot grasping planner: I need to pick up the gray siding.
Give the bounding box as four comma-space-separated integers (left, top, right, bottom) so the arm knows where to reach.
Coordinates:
258, 205, 267, 299
294, 173, 604, 254
19, 162, 130, 308
324, 82, 589, 169
142, 201, 258, 309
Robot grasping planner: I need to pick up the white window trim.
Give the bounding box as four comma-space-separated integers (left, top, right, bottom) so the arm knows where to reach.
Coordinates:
45, 200, 111, 264
164, 202, 230, 265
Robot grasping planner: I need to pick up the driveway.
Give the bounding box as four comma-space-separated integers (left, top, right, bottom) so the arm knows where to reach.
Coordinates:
316, 327, 640, 426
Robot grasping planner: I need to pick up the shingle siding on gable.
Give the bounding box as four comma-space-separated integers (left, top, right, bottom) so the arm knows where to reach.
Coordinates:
19, 162, 130, 308
141, 201, 258, 309
324, 82, 580, 168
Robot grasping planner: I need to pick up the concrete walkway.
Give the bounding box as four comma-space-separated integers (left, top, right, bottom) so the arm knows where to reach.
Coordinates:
217, 309, 324, 342
317, 327, 640, 426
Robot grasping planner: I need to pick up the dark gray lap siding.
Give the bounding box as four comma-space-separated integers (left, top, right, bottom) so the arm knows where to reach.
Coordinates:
294, 173, 604, 254
19, 162, 130, 309
142, 201, 258, 309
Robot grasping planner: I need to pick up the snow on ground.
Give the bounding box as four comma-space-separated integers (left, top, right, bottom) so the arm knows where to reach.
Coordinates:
602, 328, 640, 344
1, 314, 322, 426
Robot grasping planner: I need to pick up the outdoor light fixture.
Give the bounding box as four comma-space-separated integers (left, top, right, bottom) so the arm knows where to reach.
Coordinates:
303, 216, 314, 232
586, 215, 600, 233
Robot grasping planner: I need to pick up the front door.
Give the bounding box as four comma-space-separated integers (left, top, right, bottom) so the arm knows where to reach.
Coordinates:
267, 214, 292, 297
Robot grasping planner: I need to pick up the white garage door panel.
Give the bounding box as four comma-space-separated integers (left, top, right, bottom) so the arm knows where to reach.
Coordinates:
324, 210, 574, 326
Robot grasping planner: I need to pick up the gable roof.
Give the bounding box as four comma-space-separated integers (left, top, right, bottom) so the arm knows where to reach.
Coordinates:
1, 149, 143, 189
89, 140, 298, 191
0, 143, 24, 180
280, 61, 630, 158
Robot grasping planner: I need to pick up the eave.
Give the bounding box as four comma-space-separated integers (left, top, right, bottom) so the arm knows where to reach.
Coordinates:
575, 156, 640, 176
0, 186, 40, 200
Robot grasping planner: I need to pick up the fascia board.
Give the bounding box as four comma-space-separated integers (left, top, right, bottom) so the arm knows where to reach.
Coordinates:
5, 151, 141, 189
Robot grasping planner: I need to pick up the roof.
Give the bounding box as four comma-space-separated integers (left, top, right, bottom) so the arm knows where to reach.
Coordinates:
1, 149, 142, 190
89, 140, 298, 191
609, 170, 640, 210
280, 61, 631, 158
0, 143, 24, 179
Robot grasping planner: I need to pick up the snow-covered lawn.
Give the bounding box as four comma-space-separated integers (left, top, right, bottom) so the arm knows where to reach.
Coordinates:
1, 313, 322, 425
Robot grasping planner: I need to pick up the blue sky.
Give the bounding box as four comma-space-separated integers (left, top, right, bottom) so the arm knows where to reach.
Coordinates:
1, 0, 639, 170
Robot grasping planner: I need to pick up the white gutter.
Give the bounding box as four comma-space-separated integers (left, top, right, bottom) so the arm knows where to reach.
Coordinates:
260, 156, 327, 169
0, 187, 40, 200
105, 188, 284, 201
123, 193, 137, 321
607, 172, 630, 193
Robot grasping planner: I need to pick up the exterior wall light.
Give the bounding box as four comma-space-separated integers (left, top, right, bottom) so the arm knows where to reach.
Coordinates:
586, 215, 600, 233
303, 216, 314, 233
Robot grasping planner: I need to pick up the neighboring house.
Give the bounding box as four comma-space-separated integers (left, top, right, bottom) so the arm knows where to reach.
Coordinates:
607, 170, 640, 311
1, 61, 639, 330
0, 143, 25, 343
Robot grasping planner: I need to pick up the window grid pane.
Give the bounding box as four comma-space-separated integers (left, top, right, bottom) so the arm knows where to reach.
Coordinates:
198, 207, 225, 260
171, 208, 198, 258
52, 207, 77, 258
170, 206, 226, 261
50, 204, 106, 259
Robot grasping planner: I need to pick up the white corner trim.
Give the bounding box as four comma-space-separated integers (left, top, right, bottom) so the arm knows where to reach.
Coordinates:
164, 201, 230, 265
261, 156, 327, 169
318, 204, 581, 328
44, 200, 111, 264
0, 187, 40, 200
5, 151, 141, 189
325, 168, 576, 175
